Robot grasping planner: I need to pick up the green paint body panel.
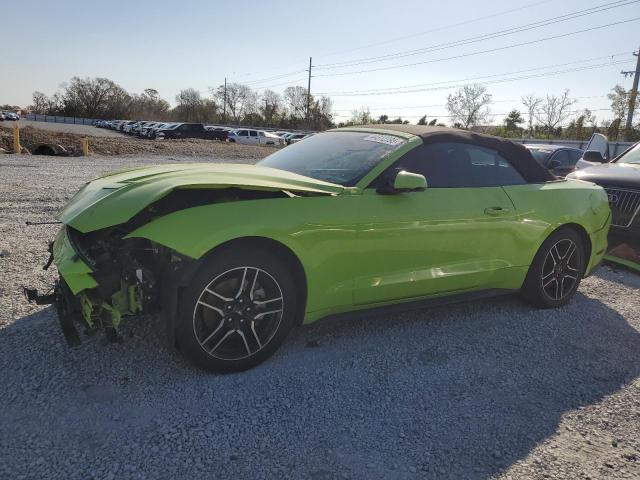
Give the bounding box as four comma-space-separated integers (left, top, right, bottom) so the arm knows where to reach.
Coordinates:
57, 163, 344, 233
51, 128, 612, 326
604, 255, 640, 272
52, 227, 98, 294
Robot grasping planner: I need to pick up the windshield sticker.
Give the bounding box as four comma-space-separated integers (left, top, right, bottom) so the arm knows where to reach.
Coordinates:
362, 134, 404, 146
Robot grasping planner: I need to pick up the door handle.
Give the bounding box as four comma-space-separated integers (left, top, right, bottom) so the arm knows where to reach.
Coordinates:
484, 206, 511, 216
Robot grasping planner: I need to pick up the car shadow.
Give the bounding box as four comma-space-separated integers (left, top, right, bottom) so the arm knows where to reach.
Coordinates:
1, 286, 639, 479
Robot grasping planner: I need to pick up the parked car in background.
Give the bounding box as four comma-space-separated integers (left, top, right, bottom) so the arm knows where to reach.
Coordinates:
122, 122, 137, 134
139, 122, 160, 137
155, 123, 218, 140
523, 144, 584, 177
287, 133, 312, 145
119, 121, 136, 132
204, 126, 231, 141
227, 129, 283, 145
130, 121, 152, 136
568, 140, 640, 271
3, 112, 19, 121
147, 123, 174, 138
575, 133, 611, 169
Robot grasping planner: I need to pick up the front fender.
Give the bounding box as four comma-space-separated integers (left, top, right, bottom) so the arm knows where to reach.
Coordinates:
125, 195, 360, 314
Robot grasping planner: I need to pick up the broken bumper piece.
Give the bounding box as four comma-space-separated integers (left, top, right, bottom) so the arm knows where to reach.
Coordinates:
23, 280, 82, 346
26, 227, 148, 346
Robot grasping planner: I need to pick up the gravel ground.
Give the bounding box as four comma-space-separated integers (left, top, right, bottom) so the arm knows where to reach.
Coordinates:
1, 153, 639, 480
1, 124, 277, 157
8, 120, 126, 137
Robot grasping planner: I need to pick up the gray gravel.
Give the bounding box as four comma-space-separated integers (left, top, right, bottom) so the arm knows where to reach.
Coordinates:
11, 120, 126, 137
1, 153, 639, 480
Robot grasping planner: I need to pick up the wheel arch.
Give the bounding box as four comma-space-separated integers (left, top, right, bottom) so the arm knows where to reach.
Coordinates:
165, 236, 308, 341
204, 236, 308, 326
560, 222, 592, 263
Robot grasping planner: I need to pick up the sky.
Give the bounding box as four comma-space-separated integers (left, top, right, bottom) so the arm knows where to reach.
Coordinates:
2, 0, 639, 125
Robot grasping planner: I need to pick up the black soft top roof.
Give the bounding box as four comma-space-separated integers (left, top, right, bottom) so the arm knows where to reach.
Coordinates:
356, 124, 555, 183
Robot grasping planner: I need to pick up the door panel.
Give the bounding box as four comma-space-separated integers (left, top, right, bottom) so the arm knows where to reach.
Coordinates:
354, 187, 521, 305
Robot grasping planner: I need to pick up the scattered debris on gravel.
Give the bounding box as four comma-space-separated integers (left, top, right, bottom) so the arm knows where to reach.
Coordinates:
0, 153, 639, 479
0, 124, 276, 159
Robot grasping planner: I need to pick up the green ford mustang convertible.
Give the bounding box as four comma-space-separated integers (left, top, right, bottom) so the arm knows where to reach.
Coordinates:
29, 125, 611, 372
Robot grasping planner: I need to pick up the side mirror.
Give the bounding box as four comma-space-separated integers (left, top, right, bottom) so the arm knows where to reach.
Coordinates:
583, 150, 606, 163
377, 170, 427, 194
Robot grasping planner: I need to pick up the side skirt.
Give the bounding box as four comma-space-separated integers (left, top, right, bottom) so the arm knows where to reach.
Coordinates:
313, 288, 518, 324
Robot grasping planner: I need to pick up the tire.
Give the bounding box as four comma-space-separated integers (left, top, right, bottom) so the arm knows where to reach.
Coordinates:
520, 227, 586, 308
175, 246, 298, 373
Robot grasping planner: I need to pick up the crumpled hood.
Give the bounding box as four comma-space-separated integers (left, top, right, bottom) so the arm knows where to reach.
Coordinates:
58, 163, 343, 232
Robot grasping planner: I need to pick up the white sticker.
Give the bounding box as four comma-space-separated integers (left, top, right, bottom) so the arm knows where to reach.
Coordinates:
362, 134, 404, 146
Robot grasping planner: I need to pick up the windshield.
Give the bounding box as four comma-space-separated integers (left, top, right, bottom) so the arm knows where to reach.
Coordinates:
617, 143, 640, 164
258, 131, 407, 186
527, 148, 553, 165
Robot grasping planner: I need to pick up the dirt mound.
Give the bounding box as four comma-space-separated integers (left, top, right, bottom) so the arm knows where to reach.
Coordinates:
0, 125, 275, 159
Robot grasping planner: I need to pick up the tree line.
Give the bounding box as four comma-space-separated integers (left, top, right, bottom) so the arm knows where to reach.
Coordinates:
23, 76, 640, 140
343, 83, 640, 141
28, 77, 335, 131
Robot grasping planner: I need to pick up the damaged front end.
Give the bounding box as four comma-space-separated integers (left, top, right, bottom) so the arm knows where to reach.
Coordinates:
26, 224, 171, 345
23, 162, 343, 346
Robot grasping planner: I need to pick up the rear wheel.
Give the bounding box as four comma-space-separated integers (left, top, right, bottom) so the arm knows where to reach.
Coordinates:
176, 247, 297, 373
521, 227, 586, 308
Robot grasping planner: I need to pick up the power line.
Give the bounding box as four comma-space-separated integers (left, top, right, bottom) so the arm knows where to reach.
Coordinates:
241, 69, 308, 86
315, 0, 638, 70
314, 0, 554, 61
333, 108, 613, 119
331, 95, 609, 113
318, 60, 633, 97
312, 17, 640, 78
257, 77, 309, 90
220, 0, 555, 88
317, 53, 630, 96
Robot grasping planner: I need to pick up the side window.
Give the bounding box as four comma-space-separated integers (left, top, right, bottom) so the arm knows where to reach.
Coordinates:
569, 150, 583, 164
178, 124, 187, 131
238, 130, 248, 137
258, 131, 265, 137
385, 142, 526, 188
550, 150, 571, 167
249, 130, 258, 137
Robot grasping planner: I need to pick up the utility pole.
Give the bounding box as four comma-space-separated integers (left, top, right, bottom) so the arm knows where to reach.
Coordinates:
623, 47, 640, 141
223, 77, 227, 124
306, 57, 312, 126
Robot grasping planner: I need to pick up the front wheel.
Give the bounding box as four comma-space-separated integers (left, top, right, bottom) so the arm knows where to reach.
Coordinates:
521, 227, 586, 308
175, 247, 298, 373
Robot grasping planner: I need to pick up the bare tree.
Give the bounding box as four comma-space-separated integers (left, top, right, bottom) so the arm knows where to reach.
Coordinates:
521, 93, 542, 136
283, 86, 308, 120
350, 107, 371, 125
175, 88, 203, 122
129, 88, 170, 120
214, 83, 256, 124
608, 84, 629, 121
65, 77, 123, 118
46, 92, 65, 115
308, 95, 334, 130
535, 90, 576, 138
30, 91, 49, 114
445, 84, 492, 129
260, 89, 282, 125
